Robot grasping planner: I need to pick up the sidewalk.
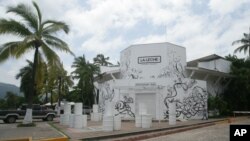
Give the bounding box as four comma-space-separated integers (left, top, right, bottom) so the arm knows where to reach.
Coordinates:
52, 117, 233, 141
0, 117, 243, 141
0, 121, 65, 141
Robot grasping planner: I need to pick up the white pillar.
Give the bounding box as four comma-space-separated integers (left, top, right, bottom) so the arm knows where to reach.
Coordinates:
74, 115, 84, 129
60, 114, 64, 125
114, 115, 121, 130
64, 103, 71, 114
135, 115, 142, 127
69, 114, 74, 128
83, 115, 87, 128
74, 103, 82, 115
102, 116, 113, 132
105, 102, 114, 116
93, 104, 98, 113
169, 102, 176, 125
142, 114, 152, 128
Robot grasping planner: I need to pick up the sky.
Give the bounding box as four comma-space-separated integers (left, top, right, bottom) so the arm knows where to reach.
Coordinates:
0, 0, 249, 87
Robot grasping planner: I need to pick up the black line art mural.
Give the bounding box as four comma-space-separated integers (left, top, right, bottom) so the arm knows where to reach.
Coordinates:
162, 49, 207, 119
158, 50, 185, 79
115, 96, 135, 118
121, 49, 143, 79
99, 83, 115, 113
164, 85, 207, 119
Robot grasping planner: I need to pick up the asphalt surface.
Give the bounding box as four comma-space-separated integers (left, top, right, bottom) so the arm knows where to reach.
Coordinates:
143, 117, 250, 141
0, 119, 64, 140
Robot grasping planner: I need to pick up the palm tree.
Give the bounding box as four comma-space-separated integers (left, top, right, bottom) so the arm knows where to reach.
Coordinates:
16, 60, 45, 104
0, 2, 74, 124
72, 55, 100, 106
55, 63, 74, 107
232, 27, 250, 57
16, 60, 34, 100
93, 54, 113, 66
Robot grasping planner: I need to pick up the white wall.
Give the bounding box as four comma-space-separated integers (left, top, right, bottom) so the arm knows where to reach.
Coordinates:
198, 59, 231, 73
120, 43, 186, 79
98, 42, 208, 120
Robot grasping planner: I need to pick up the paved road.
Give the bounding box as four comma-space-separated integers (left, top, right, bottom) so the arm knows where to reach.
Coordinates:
0, 120, 63, 140
143, 117, 250, 141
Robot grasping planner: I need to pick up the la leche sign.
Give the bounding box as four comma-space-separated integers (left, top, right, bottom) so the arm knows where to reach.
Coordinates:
138, 56, 161, 64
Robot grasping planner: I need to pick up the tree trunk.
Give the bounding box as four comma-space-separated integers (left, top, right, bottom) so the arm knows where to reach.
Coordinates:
45, 92, 48, 103
58, 76, 62, 107
50, 90, 53, 105
23, 46, 39, 124
57, 76, 62, 115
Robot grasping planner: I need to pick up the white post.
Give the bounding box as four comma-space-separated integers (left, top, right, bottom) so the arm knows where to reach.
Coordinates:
169, 102, 176, 125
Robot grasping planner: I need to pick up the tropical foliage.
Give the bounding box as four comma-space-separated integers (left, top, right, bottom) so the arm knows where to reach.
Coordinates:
0, 2, 74, 123
0, 2, 73, 111
223, 55, 250, 111
0, 91, 25, 110
71, 55, 100, 106
232, 27, 250, 57
93, 54, 113, 66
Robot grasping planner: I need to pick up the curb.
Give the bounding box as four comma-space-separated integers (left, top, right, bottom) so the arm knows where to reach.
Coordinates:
81, 119, 228, 141
38, 137, 68, 141
2, 137, 32, 141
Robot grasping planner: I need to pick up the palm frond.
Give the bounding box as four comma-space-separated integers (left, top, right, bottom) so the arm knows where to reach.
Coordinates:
7, 3, 38, 31
0, 41, 24, 62
15, 36, 37, 58
42, 20, 69, 34
40, 43, 61, 67
234, 44, 249, 54
0, 19, 31, 36
43, 34, 75, 56
32, 1, 42, 28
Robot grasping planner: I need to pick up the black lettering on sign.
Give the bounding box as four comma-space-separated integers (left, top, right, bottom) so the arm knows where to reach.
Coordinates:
138, 56, 161, 64
230, 125, 250, 141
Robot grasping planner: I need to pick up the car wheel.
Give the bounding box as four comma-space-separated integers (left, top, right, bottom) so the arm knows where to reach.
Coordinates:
6, 116, 16, 123
3, 119, 8, 123
46, 115, 54, 121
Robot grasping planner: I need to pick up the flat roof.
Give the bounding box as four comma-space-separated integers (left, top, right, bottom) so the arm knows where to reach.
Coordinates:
120, 42, 186, 53
187, 54, 227, 67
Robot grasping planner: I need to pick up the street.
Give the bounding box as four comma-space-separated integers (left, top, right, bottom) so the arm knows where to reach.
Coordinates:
143, 117, 250, 141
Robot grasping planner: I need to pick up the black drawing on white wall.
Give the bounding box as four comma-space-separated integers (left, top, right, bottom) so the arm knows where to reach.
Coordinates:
115, 96, 135, 118
161, 49, 207, 119
99, 83, 115, 113
121, 49, 143, 79
164, 85, 207, 119
158, 50, 185, 79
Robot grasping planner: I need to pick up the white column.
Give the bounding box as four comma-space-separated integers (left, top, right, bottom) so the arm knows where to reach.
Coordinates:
102, 116, 114, 132
114, 115, 121, 130
169, 102, 176, 125
74, 103, 82, 115
69, 114, 74, 128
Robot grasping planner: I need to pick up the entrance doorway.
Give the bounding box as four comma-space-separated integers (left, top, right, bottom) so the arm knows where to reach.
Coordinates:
135, 93, 156, 119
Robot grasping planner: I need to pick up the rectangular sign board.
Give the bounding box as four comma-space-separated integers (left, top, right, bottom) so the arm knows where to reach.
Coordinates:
138, 56, 161, 64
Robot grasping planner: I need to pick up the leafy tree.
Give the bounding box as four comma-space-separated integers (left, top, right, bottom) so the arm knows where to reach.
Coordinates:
4, 91, 25, 109
56, 63, 74, 106
93, 54, 113, 66
0, 2, 73, 123
16, 60, 45, 100
72, 55, 100, 106
0, 99, 7, 109
222, 55, 250, 113
232, 27, 250, 57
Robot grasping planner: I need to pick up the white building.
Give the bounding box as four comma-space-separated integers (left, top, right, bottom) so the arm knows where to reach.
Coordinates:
95, 42, 232, 120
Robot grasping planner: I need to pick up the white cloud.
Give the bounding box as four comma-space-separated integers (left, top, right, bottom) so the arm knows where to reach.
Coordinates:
209, 0, 249, 15
0, 0, 250, 86
81, 35, 126, 54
